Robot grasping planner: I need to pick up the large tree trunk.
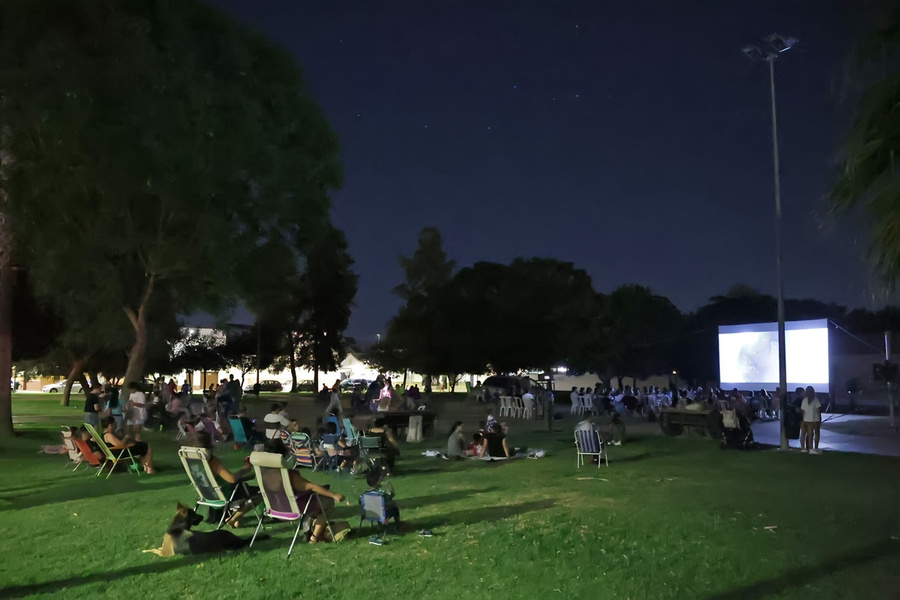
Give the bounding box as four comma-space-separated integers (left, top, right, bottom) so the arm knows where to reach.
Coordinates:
62, 357, 87, 406
288, 332, 298, 393
0, 264, 15, 436
123, 275, 155, 389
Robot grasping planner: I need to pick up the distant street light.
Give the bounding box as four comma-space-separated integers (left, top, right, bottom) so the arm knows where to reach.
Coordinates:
742, 33, 798, 451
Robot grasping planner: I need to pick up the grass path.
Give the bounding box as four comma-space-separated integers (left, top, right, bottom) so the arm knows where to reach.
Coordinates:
1, 397, 898, 599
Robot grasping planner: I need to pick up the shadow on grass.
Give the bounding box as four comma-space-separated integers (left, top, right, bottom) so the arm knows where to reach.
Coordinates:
0, 554, 212, 599
400, 486, 501, 509
413, 498, 556, 530
706, 539, 900, 600
612, 452, 653, 464
0, 477, 186, 511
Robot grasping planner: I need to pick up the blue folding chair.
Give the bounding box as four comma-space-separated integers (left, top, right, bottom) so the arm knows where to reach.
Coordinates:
229, 415, 255, 450
359, 489, 400, 535
325, 414, 343, 436
574, 429, 608, 468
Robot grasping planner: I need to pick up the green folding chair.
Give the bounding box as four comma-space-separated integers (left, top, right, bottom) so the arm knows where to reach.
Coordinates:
178, 446, 260, 529
83, 423, 140, 479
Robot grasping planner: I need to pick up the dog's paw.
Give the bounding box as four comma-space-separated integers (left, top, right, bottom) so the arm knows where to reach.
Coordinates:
142, 548, 166, 556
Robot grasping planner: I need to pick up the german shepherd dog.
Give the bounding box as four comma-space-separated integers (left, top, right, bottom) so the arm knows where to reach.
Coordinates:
144, 503, 266, 557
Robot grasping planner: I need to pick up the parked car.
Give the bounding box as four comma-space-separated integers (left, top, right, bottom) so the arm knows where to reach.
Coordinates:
339, 378, 369, 392
243, 380, 283, 393
42, 380, 83, 394
296, 380, 316, 393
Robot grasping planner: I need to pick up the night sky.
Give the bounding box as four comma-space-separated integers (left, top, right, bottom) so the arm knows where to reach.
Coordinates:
206, 0, 885, 343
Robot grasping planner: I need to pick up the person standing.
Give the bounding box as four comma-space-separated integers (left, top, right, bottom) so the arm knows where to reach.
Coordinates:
83, 383, 102, 427
325, 379, 344, 418
800, 386, 822, 454
126, 381, 148, 441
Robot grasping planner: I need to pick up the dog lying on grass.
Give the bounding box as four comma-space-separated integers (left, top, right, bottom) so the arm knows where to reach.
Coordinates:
144, 503, 266, 557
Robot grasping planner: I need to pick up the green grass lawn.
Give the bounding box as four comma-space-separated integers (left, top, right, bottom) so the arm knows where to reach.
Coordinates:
1, 397, 899, 599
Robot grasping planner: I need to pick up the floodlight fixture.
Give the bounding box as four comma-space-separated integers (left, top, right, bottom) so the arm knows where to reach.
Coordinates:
764, 33, 799, 53
741, 45, 764, 62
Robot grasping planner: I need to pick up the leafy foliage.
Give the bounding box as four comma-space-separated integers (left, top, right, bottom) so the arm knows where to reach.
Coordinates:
830, 10, 900, 285
0, 0, 341, 387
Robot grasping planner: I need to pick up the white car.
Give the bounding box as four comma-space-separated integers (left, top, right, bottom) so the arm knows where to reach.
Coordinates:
42, 380, 83, 394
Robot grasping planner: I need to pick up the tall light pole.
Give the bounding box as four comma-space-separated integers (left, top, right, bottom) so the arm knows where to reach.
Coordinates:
742, 33, 798, 451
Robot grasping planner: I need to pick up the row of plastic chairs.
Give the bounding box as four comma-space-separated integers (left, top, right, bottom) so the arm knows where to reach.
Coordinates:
569, 395, 596, 415
498, 396, 534, 419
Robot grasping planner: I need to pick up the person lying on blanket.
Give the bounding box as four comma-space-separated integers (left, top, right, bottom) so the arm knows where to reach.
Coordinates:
266, 439, 349, 543
479, 422, 512, 458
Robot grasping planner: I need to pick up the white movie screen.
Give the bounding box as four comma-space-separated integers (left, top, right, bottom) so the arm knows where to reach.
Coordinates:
718, 319, 829, 391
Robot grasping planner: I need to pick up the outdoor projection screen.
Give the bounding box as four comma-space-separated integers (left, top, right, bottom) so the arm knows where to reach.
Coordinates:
718, 319, 829, 390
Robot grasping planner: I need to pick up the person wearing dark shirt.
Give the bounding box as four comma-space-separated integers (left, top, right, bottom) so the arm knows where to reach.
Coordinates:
78, 426, 104, 462
83, 384, 102, 427
479, 422, 512, 458
365, 378, 383, 413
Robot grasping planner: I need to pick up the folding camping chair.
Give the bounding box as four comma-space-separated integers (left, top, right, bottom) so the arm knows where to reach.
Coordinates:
84, 423, 140, 478
175, 419, 194, 442
60, 427, 84, 471
342, 418, 360, 445
229, 415, 253, 450
72, 437, 105, 473
359, 489, 400, 536
178, 446, 260, 529
574, 429, 608, 468
325, 414, 343, 436
249, 451, 334, 557
280, 431, 322, 472
357, 434, 384, 464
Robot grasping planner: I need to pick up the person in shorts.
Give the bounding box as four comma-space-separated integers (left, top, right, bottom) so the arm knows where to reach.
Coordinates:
126, 381, 148, 441
800, 386, 821, 454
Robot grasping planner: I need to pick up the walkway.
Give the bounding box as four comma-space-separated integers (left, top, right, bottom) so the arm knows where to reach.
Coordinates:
752, 414, 900, 457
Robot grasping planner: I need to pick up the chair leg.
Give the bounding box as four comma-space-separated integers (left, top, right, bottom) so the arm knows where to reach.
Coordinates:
250, 513, 265, 548
287, 520, 304, 557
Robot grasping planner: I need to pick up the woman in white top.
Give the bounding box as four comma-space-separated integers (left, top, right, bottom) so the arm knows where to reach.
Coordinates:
377, 378, 393, 412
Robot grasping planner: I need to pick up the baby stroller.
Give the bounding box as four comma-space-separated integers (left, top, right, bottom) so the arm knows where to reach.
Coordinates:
718, 401, 755, 449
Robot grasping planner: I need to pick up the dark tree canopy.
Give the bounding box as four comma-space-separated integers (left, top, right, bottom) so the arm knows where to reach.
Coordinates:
0, 0, 342, 404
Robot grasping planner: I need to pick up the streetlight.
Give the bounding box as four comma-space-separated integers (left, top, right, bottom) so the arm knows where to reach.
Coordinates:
742, 33, 798, 451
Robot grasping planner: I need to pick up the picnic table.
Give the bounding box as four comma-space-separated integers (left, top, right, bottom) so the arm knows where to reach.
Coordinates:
376, 410, 438, 438
659, 406, 723, 438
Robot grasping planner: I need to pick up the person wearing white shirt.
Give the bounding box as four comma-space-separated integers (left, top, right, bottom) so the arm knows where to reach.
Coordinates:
569, 387, 581, 414
799, 386, 822, 454
263, 403, 290, 439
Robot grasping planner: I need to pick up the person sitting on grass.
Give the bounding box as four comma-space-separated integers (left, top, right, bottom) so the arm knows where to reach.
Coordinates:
447, 421, 468, 459
467, 432, 484, 456
100, 416, 156, 474
266, 439, 349, 543
194, 431, 260, 527
479, 422, 512, 458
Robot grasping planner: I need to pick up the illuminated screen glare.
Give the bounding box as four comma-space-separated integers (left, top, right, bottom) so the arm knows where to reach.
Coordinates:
718, 319, 829, 390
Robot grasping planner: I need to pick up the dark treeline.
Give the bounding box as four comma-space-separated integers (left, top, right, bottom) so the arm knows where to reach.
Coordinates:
369, 228, 900, 390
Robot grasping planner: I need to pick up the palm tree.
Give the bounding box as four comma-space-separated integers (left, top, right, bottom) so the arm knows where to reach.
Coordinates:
830, 11, 900, 285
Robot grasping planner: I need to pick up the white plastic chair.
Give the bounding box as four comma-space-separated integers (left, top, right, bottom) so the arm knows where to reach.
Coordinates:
570, 395, 583, 415
499, 396, 512, 417
521, 396, 534, 419
582, 394, 594, 415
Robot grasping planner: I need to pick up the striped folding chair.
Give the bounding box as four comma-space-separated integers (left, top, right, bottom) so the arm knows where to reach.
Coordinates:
574, 429, 607, 468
